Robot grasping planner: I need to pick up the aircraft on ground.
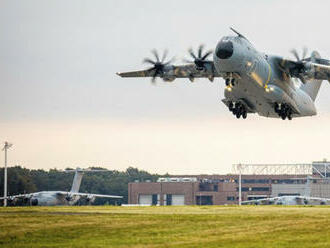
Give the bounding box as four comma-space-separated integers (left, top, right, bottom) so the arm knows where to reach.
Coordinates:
242, 176, 330, 205
117, 28, 330, 120
0, 168, 123, 206
242, 195, 330, 206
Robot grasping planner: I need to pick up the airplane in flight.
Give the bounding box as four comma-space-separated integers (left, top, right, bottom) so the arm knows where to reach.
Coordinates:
117, 28, 330, 120
0, 168, 123, 206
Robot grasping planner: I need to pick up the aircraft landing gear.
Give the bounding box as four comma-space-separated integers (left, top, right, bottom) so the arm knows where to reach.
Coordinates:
229, 101, 247, 119
225, 74, 236, 87
274, 103, 292, 120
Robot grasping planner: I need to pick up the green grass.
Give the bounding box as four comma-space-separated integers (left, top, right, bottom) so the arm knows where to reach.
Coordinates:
1, 206, 330, 248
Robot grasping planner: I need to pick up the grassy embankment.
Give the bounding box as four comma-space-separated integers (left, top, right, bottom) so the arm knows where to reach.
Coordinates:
1, 206, 330, 248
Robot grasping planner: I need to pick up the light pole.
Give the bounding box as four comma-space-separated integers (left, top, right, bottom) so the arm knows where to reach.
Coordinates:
238, 163, 242, 206
2, 142, 13, 207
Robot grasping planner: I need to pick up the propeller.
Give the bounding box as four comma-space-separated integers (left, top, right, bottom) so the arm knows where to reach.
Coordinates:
143, 49, 174, 83
65, 194, 73, 201
185, 45, 213, 70
289, 47, 309, 83
291, 47, 308, 62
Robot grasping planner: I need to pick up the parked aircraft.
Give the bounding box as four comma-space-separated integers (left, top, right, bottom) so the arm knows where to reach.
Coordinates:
0, 168, 122, 206
242, 176, 330, 205
242, 195, 330, 206
117, 28, 330, 120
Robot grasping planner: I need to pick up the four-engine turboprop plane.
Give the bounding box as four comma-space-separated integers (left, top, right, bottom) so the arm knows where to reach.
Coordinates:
0, 168, 123, 206
242, 176, 330, 205
242, 195, 330, 206
117, 28, 330, 120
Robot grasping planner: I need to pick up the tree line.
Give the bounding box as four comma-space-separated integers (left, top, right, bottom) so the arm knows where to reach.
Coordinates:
0, 166, 163, 204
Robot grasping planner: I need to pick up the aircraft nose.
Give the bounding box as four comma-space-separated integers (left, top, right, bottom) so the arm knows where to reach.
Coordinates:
215, 40, 233, 59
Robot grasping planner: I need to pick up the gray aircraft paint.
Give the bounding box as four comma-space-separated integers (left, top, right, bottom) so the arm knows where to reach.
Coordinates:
214, 34, 318, 118
118, 28, 330, 120
70, 169, 84, 193
242, 195, 330, 206
2, 168, 122, 206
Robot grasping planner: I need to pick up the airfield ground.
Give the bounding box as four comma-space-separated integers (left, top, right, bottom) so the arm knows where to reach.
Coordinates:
0, 206, 330, 248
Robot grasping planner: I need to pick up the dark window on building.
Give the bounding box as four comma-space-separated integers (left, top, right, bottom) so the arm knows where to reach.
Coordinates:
237, 187, 249, 192
196, 196, 213, 205
199, 183, 218, 192
166, 194, 172, 205
252, 187, 269, 192
272, 179, 303, 184
152, 194, 158, 205
227, 196, 235, 201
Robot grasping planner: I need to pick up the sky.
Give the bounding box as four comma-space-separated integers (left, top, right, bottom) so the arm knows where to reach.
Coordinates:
1, 0, 330, 174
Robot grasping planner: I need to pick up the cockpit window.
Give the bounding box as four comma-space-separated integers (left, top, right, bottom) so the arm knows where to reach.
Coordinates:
216, 40, 233, 59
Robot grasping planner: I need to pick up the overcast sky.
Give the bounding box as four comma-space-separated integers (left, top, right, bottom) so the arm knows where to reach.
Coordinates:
1, 0, 330, 174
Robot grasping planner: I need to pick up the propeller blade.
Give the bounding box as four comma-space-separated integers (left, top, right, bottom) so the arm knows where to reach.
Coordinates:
291, 49, 300, 61
143, 58, 156, 65
198, 45, 204, 58
151, 70, 158, 84
164, 56, 175, 65
152, 49, 160, 62
302, 47, 308, 60
201, 50, 213, 60
189, 48, 197, 59
161, 49, 168, 63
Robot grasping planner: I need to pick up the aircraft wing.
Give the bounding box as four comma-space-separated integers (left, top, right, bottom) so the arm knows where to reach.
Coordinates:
279, 54, 330, 82
117, 62, 235, 83
296, 196, 330, 203
242, 197, 280, 205
0, 193, 33, 200
306, 63, 330, 81
63, 192, 123, 199
116, 68, 156, 78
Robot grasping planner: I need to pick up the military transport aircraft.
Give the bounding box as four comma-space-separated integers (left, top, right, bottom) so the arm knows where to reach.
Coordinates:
117, 28, 330, 120
242, 176, 330, 205
0, 168, 122, 206
242, 195, 330, 206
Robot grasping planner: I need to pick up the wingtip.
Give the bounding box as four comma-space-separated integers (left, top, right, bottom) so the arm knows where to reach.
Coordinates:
116, 72, 121, 77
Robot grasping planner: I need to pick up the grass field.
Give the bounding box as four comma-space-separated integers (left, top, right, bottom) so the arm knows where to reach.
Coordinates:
1, 206, 330, 248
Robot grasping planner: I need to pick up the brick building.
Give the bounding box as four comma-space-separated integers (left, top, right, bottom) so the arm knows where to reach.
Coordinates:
128, 162, 330, 205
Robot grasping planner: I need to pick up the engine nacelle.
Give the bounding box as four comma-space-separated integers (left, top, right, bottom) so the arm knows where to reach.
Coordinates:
302, 62, 315, 80
30, 198, 38, 206
86, 195, 96, 203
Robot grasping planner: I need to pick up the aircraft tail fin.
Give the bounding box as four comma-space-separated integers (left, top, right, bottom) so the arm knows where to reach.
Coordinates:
70, 168, 84, 193
300, 79, 322, 101
66, 167, 109, 193
300, 51, 323, 101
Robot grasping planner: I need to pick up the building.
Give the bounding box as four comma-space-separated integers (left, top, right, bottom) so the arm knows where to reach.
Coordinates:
128, 162, 330, 205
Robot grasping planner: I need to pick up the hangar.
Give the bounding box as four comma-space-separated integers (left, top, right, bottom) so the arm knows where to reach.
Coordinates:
128, 161, 330, 205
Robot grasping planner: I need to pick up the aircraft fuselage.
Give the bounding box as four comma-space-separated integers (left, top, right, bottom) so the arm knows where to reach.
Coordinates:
214, 35, 317, 119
